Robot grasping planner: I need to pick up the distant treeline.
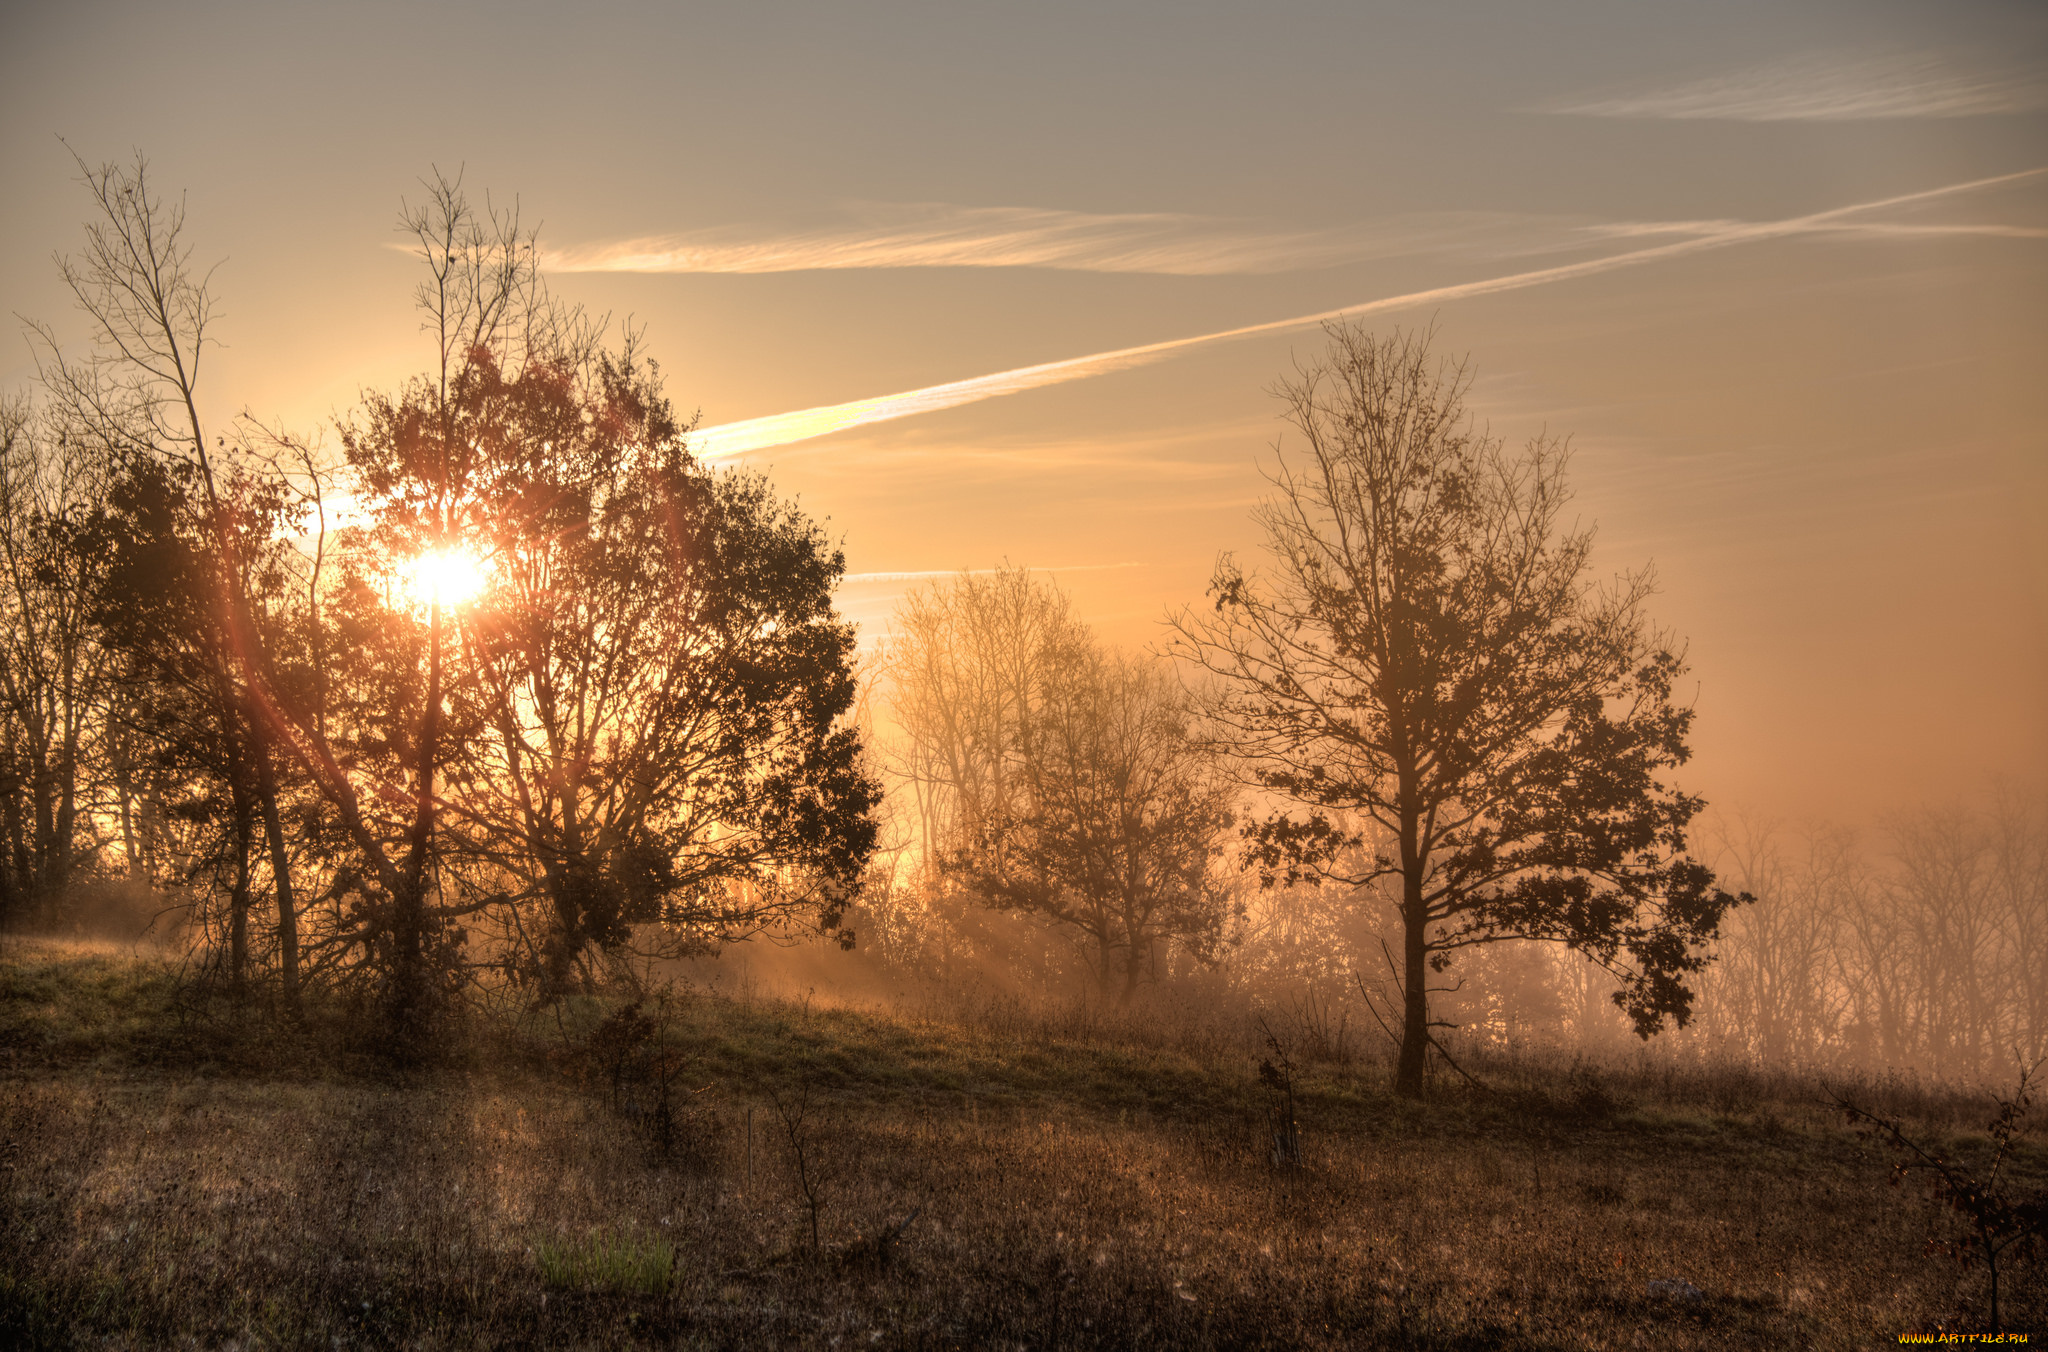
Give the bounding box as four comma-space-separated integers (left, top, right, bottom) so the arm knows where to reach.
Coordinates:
1683, 801, 2045, 1079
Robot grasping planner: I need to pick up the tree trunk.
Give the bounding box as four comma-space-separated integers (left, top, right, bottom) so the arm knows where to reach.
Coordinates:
28, 715, 60, 927
53, 651, 83, 914
544, 778, 586, 1001
52, 749, 78, 912
389, 597, 445, 1053
115, 747, 142, 884
0, 768, 28, 926
540, 863, 581, 1000
253, 742, 300, 1015
1395, 790, 1429, 1099
1396, 873, 1429, 1098
229, 778, 254, 996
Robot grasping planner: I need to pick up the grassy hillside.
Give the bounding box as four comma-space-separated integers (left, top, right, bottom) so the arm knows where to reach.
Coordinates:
2, 936, 2041, 1349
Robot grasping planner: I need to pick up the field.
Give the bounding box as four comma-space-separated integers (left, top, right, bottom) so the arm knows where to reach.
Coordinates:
2, 937, 2041, 1349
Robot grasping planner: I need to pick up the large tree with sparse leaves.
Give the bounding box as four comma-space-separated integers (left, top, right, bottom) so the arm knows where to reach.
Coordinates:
1173, 324, 1746, 1098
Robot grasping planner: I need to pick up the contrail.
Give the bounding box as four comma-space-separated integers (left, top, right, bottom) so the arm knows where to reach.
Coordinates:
691, 167, 2045, 459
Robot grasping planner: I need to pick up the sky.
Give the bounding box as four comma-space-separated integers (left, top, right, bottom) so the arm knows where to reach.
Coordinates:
2, 0, 2044, 829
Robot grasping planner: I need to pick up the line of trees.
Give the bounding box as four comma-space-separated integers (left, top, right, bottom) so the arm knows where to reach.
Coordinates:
846, 312, 2036, 1082
0, 156, 879, 1050
16, 159, 1871, 1098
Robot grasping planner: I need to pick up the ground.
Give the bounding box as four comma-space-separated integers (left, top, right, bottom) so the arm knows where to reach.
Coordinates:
1, 936, 2041, 1349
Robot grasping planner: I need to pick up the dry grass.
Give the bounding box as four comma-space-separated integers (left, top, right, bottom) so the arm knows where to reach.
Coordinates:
2, 935, 2042, 1349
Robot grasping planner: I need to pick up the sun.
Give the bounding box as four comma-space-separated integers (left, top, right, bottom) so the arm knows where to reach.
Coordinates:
400, 545, 489, 610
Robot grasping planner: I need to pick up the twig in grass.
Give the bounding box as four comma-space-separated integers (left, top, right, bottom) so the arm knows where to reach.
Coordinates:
1256, 1017, 1303, 1170
770, 1075, 836, 1251
1353, 967, 1490, 1094
1826, 1056, 2047, 1333
872, 1204, 921, 1264
1424, 1030, 1490, 1095
1353, 971, 1404, 1056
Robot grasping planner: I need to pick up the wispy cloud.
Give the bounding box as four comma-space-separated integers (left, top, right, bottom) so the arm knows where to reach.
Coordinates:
544, 202, 1349, 275
542, 203, 1596, 277
690, 168, 2045, 460
1545, 50, 2048, 121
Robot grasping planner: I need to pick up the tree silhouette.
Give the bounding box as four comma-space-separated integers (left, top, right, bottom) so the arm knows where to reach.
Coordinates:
341, 338, 881, 997
956, 642, 1239, 1002
26, 153, 313, 1004
10, 157, 879, 1047
1173, 324, 1745, 1097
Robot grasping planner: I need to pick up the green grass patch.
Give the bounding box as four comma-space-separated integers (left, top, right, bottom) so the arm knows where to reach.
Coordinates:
536, 1232, 678, 1296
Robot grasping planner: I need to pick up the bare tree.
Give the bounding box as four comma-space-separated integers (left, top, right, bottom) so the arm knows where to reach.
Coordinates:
1678, 795, 2045, 1080
886, 567, 1077, 871
1830, 1060, 2047, 1333
34, 151, 318, 1006
962, 642, 1240, 1001
1837, 795, 2048, 1079
1694, 815, 1856, 1065
1172, 324, 1744, 1097
1987, 787, 2048, 1072
885, 569, 1239, 1001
